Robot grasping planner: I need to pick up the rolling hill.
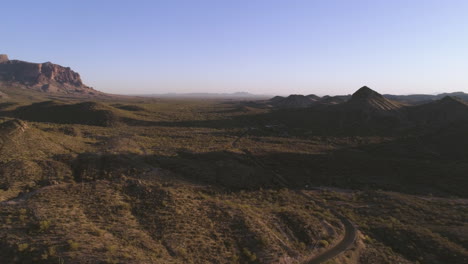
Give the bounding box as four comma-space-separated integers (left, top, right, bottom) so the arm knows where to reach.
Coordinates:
9, 101, 121, 127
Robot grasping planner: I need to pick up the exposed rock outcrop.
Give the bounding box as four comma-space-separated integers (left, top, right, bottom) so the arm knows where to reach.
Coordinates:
0, 55, 9, 63
0, 119, 28, 138
0, 55, 99, 95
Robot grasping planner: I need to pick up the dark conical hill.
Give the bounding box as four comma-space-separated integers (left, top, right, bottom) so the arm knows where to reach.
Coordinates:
345, 86, 403, 111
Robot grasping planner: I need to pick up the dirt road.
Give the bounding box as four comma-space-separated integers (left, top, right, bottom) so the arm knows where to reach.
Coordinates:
303, 213, 357, 263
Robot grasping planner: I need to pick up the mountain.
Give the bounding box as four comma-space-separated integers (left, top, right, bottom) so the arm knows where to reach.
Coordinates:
268, 88, 468, 109
264, 87, 468, 136
261, 87, 408, 136
146, 92, 270, 99
384, 92, 468, 104
267, 93, 354, 108
268, 94, 319, 108
407, 96, 468, 126
0, 54, 99, 95
326, 86, 406, 134
306, 94, 321, 100
269, 95, 285, 103
320, 95, 350, 105
436, 92, 468, 100
0, 55, 9, 63
345, 86, 403, 111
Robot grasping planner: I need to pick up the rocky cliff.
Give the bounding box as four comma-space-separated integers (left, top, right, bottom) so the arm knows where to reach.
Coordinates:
0, 55, 9, 63
0, 55, 98, 95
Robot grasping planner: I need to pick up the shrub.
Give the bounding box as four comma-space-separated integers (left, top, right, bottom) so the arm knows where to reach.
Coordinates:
318, 239, 329, 248
242, 247, 257, 262
18, 208, 28, 223
67, 240, 80, 251
298, 242, 306, 250
41, 246, 56, 260
106, 244, 117, 253
17, 243, 29, 252
39, 220, 51, 232
48, 246, 56, 257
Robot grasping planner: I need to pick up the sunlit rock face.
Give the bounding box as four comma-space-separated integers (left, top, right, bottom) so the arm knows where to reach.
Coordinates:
0, 54, 9, 63
0, 55, 97, 95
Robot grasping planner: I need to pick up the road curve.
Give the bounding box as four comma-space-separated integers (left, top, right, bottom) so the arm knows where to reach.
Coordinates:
298, 191, 358, 264
229, 140, 358, 264
304, 213, 357, 264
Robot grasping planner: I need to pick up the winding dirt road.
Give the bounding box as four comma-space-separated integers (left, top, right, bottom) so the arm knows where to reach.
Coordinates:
303, 212, 357, 264
219, 130, 358, 263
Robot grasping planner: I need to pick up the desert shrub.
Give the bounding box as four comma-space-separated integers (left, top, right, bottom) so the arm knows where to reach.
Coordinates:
38, 220, 51, 232
17, 243, 29, 252
18, 214, 27, 223
230, 253, 239, 263
67, 240, 80, 251
41, 246, 56, 260
298, 242, 306, 250
242, 247, 257, 262
318, 239, 329, 248
106, 245, 117, 253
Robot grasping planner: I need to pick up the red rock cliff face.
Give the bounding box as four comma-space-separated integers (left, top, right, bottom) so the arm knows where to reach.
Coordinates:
37, 62, 84, 86
0, 55, 98, 94
0, 54, 9, 63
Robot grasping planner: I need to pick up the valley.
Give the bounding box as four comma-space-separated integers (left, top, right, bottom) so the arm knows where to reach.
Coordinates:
0, 55, 467, 264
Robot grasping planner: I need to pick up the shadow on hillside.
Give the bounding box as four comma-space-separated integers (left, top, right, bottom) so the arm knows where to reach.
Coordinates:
0, 101, 119, 127
120, 114, 265, 129
122, 106, 411, 137
0, 100, 448, 137
65, 146, 468, 198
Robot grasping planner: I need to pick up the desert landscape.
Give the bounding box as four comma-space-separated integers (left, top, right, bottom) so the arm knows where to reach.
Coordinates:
2, 1, 468, 263
0, 55, 466, 264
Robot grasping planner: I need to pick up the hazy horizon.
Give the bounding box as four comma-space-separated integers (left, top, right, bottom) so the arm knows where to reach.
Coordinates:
2, 0, 468, 95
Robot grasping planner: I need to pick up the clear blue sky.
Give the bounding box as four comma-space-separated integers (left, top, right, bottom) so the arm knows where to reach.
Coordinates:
2, 0, 468, 95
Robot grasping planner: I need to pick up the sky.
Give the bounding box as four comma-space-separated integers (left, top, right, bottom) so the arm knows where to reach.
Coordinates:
2, 0, 468, 95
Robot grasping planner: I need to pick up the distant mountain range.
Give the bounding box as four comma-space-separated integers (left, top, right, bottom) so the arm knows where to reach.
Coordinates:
267, 89, 468, 109
142, 92, 271, 99
150, 91, 468, 102
259, 86, 468, 136
1, 54, 467, 102
383, 92, 468, 104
